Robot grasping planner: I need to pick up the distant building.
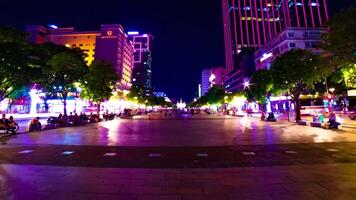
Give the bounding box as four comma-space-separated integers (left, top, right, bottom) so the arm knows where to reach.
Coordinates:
154, 92, 167, 98
201, 67, 226, 96
128, 32, 153, 89
255, 27, 327, 70
25, 24, 134, 92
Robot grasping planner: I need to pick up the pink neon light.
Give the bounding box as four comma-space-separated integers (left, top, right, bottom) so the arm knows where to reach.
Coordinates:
270, 0, 277, 35
249, 0, 256, 47
309, 0, 315, 28
286, 0, 292, 27
243, 0, 250, 47
301, 0, 308, 27
323, 0, 329, 22
232, 0, 240, 53
260, 0, 267, 43
265, 1, 272, 40
237, 0, 244, 47
294, 0, 300, 27
316, 0, 322, 26
254, 0, 261, 46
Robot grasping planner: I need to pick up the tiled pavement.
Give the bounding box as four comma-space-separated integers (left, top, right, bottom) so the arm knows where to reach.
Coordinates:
1, 163, 356, 200
0, 118, 355, 199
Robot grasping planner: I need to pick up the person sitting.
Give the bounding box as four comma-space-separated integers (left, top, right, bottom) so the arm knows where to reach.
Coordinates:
0, 114, 9, 129
327, 112, 340, 129
29, 117, 42, 132
8, 116, 16, 128
266, 113, 276, 122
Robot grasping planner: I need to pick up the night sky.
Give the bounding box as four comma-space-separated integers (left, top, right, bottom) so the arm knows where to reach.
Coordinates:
0, 0, 355, 101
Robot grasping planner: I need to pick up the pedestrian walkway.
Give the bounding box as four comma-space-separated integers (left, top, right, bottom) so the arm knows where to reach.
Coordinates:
1, 163, 356, 200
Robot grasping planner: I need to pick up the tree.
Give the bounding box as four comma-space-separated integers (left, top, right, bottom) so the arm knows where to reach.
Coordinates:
190, 86, 226, 107
81, 61, 118, 114
127, 84, 149, 104
0, 27, 37, 102
322, 7, 356, 88
270, 49, 329, 122
40, 50, 88, 114
245, 70, 273, 111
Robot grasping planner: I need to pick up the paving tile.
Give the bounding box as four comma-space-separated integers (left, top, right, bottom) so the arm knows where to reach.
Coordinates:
120, 186, 162, 195
270, 192, 321, 200
90, 194, 137, 200
46, 192, 94, 200
182, 195, 229, 200
1, 191, 50, 200
137, 195, 180, 200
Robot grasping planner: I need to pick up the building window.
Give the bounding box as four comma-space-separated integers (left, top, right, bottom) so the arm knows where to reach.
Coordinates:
290, 43, 296, 48
79, 44, 83, 46
73, 36, 77, 39
288, 32, 294, 38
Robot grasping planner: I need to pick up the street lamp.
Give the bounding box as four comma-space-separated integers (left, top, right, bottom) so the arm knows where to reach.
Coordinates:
243, 81, 250, 89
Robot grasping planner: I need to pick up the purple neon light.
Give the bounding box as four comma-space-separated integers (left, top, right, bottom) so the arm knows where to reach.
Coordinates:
232, 0, 240, 53
301, 0, 308, 27
249, 0, 256, 47
260, 0, 267, 44
270, 0, 277, 35
237, 0, 244, 47
316, 0, 322, 26
243, 0, 250, 47
309, 0, 316, 28
265, 1, 272, 40
294, 0, 301, 27
254, 0, 261, 46
323, 0, 329, 22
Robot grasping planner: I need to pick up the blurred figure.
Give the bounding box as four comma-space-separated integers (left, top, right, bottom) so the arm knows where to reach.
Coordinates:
29, 117, 42, 132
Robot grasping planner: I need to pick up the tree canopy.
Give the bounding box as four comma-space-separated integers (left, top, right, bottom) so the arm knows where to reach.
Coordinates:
39, 49, 88, 114
322, 7, 356, 88
244, 69, 273, 107
0, 27, 37, 102
81, 60, 118, 113
270, 49, 329, 121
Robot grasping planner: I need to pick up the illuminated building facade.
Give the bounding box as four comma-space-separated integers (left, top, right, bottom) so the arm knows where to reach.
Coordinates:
26, 24, 134, 91
26, 26, 99, 65
201, 67, 226, 96
222, 0, 329, 91
95, 24, 134, 91
255, 27, 327, 70
128, 32, 153, 89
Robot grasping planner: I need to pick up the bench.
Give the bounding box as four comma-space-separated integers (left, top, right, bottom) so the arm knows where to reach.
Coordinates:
311, 122, 322, 127
298, 120, 308, 126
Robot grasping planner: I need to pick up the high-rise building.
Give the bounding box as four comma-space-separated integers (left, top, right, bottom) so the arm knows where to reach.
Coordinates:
201, 67, 226, 96
26, 24, 134, 92
128, 32, 153, 89
95, 25, 134, 91
222, 0, 329, 91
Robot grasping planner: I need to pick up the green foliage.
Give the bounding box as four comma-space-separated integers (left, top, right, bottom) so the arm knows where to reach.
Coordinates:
127, 84, 149, 104
322, 7, 356, 88
270, 49, 329, 121
38, 48, 88, 114
0, 27, 37, 102
244, 70, 273, 106
271, 49, 327, 95
127, 84, 171, 107
81, 60, 118, 103
190, 86, 226, 107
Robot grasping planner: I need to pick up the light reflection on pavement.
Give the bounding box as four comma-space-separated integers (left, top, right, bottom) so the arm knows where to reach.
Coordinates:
0, 117, 355, 147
